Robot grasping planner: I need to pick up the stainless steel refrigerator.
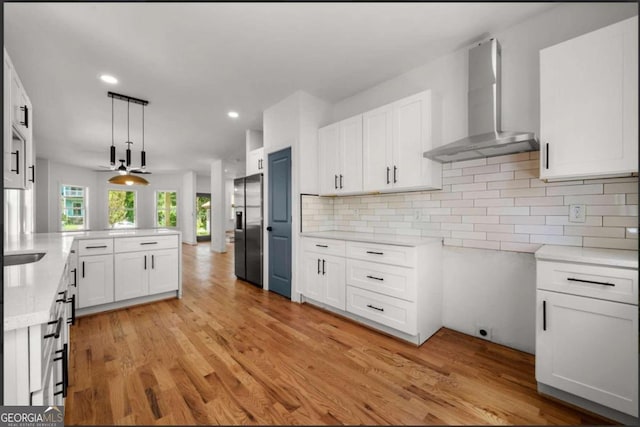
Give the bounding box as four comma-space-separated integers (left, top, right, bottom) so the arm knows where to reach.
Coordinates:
234, 173, 263, 286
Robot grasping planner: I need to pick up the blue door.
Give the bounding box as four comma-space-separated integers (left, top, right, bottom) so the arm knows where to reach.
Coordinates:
267, 147, 292, 298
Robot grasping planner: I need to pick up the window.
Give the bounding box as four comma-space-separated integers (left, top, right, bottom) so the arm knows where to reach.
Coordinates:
108, 190, 136, 228
60, 185, 88, 231
156, 191, 178, 228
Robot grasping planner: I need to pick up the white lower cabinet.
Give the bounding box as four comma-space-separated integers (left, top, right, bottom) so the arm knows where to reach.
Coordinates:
78, 253, 114, 308
115, 251, 148, 300
536, 290, 638, 416
535, 245, 638, 421
301, 235, 442, 345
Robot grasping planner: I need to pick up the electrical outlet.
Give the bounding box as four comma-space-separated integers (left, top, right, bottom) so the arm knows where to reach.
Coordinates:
475, 325, 492, 341
569, 204, 586, 223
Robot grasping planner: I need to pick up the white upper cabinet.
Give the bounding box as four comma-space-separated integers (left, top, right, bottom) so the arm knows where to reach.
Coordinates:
363, 90, 441, 193
540, 16, 638, 181
4, 48, 34, 190
318, 115, 363, 195
246, 147, 264, 176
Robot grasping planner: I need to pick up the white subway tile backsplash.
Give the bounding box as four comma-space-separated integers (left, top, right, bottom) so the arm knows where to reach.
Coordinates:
545, 184, 603, 196
304, 150, 637, 253
451, 182, 487, 192
487, 179, 530, 190
515, 225, 564, 235
515, 196, 564, 206
500, 216, 546, 225
462, 216, 500, 224
564, 194, 626, 205
463, 164, 501, 176
474, 198, 514, 207
530, 234, 582, 246
500, 160, 539, 172
583, 237, 637, 250
564, 226, 625, 238
603, 216, 638, 227
474, 171, 515, 183
500, 187, 546, 197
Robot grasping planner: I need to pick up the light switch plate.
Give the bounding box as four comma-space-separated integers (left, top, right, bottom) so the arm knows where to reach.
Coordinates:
569, 204, 586, 223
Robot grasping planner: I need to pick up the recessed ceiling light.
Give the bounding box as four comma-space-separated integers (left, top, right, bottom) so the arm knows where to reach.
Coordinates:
224, 169, 228, 172
227, 111, 239, 118
100, 74, 118, 84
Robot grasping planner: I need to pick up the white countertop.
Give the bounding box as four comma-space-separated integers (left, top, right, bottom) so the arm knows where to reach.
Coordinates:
3, 229, 181, 331
300, 231, 442, 247
534, 245, 638, 269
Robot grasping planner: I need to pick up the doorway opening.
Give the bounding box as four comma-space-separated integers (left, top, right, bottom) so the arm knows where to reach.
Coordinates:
196, 193, 211, 242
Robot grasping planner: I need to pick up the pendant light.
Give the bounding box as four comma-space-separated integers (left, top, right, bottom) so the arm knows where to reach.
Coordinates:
108, 173, 149, 186
110, 96, 116, 167
141, 103, 146, 170
125, 99, 132, 167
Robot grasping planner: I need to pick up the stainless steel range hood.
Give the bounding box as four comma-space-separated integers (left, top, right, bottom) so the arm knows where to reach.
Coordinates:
424, 38, 538, 163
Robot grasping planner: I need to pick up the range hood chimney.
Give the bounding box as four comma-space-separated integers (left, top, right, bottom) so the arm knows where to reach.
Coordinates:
424, 38, 538, 163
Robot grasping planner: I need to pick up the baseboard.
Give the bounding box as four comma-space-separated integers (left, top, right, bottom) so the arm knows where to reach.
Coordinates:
76, 291, 179, 317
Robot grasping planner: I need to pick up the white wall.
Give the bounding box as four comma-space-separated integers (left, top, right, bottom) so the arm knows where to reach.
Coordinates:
181, 171, 197, 244
316, 3, 638, 354
196, 174, 211, 194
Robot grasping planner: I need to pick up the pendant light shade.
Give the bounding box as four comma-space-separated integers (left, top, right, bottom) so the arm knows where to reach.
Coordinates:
108, 174, 149, 186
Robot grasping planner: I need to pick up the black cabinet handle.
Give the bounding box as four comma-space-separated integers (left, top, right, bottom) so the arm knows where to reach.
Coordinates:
339, 174, 343, 189
545, 143, 549, 170
315, 244, 328, 248
334, 174, 338, 189
85, 245, 107, 249
29, 165, 35, 183
366, 304, 384, 312
11, 150, 19, 174
366, 275, 384, 281
56, 290, 67, 303
567, 277, 615, 287
20, 105, 29, 128
144, 255, 147, 270
317, 258, 321, 275
322, 259, 326, 275
82, 261, 85, 278
152, 254, 155, 269
542, 300, 547, 331
386, 167, 390, 184
366, 251, 384, 255
45, 317, 62, 339
67, 294, 75, 326
393, 166, 398, 183
71, 268, 77, 287
54, 344, 68, 397
140, 242, 158, 245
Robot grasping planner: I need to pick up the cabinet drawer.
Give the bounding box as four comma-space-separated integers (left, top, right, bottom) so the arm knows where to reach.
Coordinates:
346, 259, 416, 302
78, 238, 113, 256
346, 241, 415, 267
346, 286, 417, 335
537, 260, 638, 304
302, 237, 346, 256
114, 235, 178, 253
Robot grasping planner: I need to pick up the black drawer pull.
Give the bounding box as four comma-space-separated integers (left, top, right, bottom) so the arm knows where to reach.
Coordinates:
45, 317, 62, 339
322, 259, 326, 275
140, 242, 158, 245
71, 268, 77, 287
339, 174, 343, 189
567, 277, 615, 287
56, 290, 67, 303
542, 300, 547, 331
152, 254, 155, 269
82, 261, 85, 278
545, 143, 549, 170
20, 105, 29, 128
366, 304, 384, 312
334, 174, 338, 189
11, 150, 19, 174
366, 275, 384, 281
67, 294, 76, 326
317, 259, 321, 275
386, 167, 390, 184
393, 165, 398, 183
366, 251, 384, 255
29, 165, 35, 183
85, 245, 107, 249
144, 255, 147, 270
315, 244, 328, 248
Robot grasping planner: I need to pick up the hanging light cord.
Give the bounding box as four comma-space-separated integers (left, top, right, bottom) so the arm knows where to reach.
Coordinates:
142, 104, 145, 150
111, 97, 114, 147
127, 99, 130, 142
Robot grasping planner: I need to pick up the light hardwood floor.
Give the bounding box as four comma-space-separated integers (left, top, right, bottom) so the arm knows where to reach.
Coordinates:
65, 242, 613, 425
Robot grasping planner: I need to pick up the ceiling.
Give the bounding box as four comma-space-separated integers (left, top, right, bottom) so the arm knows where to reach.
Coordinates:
4, 2, 556, 177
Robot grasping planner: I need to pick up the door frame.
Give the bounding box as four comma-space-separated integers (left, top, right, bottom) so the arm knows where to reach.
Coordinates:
196, 192, 211, 242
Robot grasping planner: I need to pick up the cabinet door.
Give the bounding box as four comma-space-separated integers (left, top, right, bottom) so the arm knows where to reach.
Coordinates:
363, 104, 393, 192
540, 17, 637, 180
338, 115, 363, 194
318, 123, 340, 195
246, 149, 261, 176
322, 255, 346, 311
392, 92, 427, 190
4, 51, 12, 186
78, 255, 114, 308
10, 68, 29, 138
23, 95, 34, 190
148, 249, 179, 294
302, 252, 323, 302
536, 290, 638, 416
114, 252, 149, 301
